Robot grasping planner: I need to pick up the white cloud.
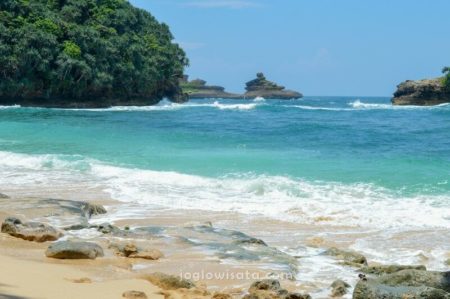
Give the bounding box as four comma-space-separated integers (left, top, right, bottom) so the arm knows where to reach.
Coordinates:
185, 0, 260, 9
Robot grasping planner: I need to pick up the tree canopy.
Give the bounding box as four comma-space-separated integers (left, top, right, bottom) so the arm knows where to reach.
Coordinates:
0, 0, 188, 106
443, 67, 450, 89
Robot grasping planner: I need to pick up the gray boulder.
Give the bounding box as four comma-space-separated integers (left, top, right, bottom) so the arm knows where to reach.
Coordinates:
353, 269, 450, 299
46, 241, 104, 259
0, 193, 9, 199
1, 217, 62, 242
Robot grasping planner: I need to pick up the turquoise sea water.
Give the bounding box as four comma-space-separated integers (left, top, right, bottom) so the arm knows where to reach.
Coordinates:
0, 97, 449, 228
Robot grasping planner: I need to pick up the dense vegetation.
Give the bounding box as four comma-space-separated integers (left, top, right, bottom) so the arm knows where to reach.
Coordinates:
0, 0, 188, 106
443, 67, 450, 89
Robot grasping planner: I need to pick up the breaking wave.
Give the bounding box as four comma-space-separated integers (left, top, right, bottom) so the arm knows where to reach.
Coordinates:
0, 151, 448, 230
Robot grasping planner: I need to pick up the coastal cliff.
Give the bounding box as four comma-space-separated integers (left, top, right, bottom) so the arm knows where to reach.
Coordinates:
392, 78, 450, 106
0, 0, 188, 108
181, 73, 303, 100
392, 68, 450, 106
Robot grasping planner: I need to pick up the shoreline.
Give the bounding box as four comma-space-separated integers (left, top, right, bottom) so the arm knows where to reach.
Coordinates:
1, 191, 449, 298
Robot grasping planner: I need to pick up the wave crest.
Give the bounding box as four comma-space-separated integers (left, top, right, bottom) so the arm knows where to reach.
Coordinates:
0, 151, 448, 230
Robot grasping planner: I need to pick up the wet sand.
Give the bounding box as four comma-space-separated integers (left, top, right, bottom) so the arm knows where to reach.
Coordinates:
0, 190, 448, 299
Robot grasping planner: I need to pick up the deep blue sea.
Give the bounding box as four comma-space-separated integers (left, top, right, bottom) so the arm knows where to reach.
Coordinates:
0, 97, 449, 229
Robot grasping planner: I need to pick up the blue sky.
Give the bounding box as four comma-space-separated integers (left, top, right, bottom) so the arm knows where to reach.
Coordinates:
130, 0, 450, 96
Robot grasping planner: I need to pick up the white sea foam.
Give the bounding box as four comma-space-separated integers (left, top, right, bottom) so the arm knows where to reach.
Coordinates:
349, 99, 450, 110
0, 151, 448, 230
59, 100, 259, 112
292, 105, 353, 111
290, 100, 450, 111
0, 105, 21, 109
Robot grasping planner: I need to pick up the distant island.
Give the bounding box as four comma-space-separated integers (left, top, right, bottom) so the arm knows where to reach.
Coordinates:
181, 73, 303, 100
392, 67, 450, 106
0, 0, 188, 108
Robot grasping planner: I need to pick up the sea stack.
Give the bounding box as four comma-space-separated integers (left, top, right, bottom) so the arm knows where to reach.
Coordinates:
180, 76, 242, 99
392, 78, 450, 106
244, 73, 303, 100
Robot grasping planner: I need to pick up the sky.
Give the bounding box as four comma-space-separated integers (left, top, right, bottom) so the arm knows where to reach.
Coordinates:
130, 0, 450, 96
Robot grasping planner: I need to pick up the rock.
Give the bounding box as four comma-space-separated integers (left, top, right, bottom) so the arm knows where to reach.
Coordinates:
180, 73, 303, 100
97, 223, 121, 234
233, 237, 268, 247
392, 78, 450, 106
361, 264, 427, 275
246, 280, 311, 299
244, 73, 303, 100
122, 291, 148, 299
212, 293, 232, 299
129, 249, 163, 260
81, 202, 107, 218
180, 76, 242, 99
145, 272, 195, 290
183, 221, 213, 228
109, 243, 164, 260
330, 279, 350, 297
0, 193, 10, 199
249, 279, 282, 292
64, 224, 91, 231
46, 241, 104, 259
322, 247, 368, 266
70, 277, 92, 283
284, 294, 311, 299
1, 217, 63, 242
353, 269, 450, 299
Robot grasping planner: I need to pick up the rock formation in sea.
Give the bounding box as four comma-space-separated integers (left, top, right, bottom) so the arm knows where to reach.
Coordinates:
244, 73, 303, 100
392, 78, 450, 106
180, 76, 242, 99
181, 73, 303, 100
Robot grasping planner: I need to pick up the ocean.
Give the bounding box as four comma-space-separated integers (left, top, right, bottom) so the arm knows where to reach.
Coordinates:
0, 96, 449, 295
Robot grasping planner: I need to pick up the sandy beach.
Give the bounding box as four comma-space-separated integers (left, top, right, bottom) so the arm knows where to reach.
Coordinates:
1, 189, 449, 299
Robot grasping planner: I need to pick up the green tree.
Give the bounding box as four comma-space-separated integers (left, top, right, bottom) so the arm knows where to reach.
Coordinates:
0, 0, 188, 106
443, 67, 450, 89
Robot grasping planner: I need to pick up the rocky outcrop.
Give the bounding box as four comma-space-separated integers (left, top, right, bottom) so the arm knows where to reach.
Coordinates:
392, 78, 450, 106
46, 241, 104, 259
1, 217, 63, 242
180, 76, 242, 99
180, 73, 303, 100
244, 73, 303, 100
353, 269, 450, 299
244, 279, 311, 299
